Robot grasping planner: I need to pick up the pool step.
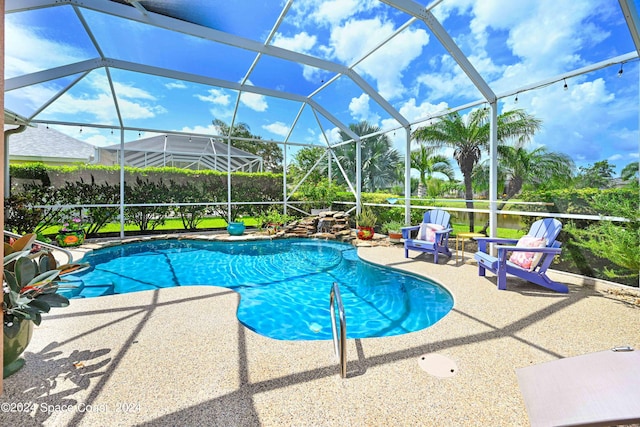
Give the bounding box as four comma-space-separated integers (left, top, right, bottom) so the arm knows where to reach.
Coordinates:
79, 283, 115, 298
58, 282, 115, 299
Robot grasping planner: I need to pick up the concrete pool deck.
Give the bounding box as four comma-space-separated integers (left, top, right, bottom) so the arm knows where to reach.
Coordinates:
1, 235, 639, 426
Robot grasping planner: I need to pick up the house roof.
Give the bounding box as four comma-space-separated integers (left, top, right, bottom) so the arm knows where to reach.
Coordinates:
7, 125, 95, 163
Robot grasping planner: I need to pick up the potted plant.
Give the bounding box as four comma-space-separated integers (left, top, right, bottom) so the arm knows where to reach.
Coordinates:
355, 205, 377, 240
382, 220, 404, 243
257, 208, 294, 235
3, 255, 64, 377
3, 235, 87, 378
56, 216, 86, 247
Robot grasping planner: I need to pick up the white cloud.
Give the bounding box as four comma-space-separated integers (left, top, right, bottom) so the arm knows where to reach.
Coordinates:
112, 81, 157, 101
312, 0, 377, 26
196, 89, 231, 106
10, 71, 165, 123
46, 91, 165, 122
83, 133, 116, 148
289, 0, 379, 28
272, 32, 317, 53
194, 88, 234, 120
398, 98, 451, 125
5, 18, 90, 78
56, 74, 165, 121
240, 80, 268, 112
327, 127, 342, 145
302, 65, 324, 82
180, 124, 220, 135
165, 81, 187, 90
445, 0, 616, 92
273, 32, 325, 83
240, 92, 268, 112
379, 98, 451, 154
348, 93, 380, 123
263, 122, 290, 137
416, 54, 482, 101
328, 18, 429, 99
513, 77, 620, 163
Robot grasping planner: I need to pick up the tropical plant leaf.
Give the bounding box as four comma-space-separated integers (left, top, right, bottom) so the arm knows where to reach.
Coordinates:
27, 269, 61, 286
14, 257, 37, 287
28, 299, 51, 313
36, 292, 70, 308
4, 270, 20, 292
38, 252, 57, 273
3, 249, 29, 266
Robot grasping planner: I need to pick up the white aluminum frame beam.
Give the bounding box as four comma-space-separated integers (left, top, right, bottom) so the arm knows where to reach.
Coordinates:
5, 59, 103, 91
7, 0, 407, 129
619, 0, 640, 54
8, 57, 359, 141
378, 0, 496, 103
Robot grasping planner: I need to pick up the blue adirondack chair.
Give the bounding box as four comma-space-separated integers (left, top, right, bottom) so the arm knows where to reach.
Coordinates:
401, 210, 453, 263
473, 218, 567, 293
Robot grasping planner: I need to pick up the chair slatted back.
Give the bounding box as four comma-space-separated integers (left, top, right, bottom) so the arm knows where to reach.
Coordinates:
528, 218, 562, 244
535, 240, 563, 272
423, 210, 451, 228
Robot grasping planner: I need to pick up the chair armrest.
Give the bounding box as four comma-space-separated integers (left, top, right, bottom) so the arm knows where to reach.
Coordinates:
496, 245, 562, 264
435, 228, 453, 235
474, 237, 518, 253
401, 225, 420, 231
496, 245, 562, 254
474, 237, 519, 244
401, 225, 419, 239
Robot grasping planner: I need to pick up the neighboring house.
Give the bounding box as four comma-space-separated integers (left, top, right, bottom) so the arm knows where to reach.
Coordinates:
6, 125, 96, 165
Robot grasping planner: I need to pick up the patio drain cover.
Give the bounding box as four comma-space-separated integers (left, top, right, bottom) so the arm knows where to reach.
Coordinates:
418, 353, 457, 378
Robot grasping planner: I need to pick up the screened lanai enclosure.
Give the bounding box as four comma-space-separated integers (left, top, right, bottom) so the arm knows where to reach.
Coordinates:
3, 0, 640, 285
98, 134, 263, 171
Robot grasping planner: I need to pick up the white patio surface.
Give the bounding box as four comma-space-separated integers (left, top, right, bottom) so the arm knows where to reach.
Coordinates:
1, 238, 639, 426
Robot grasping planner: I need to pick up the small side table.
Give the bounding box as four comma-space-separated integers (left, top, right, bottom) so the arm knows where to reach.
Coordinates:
455, 232, 484, 265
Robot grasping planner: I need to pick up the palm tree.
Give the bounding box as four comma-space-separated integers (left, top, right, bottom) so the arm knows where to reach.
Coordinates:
474, 144, 575, 234
412, 109, 541, 232
333, 121, 401, 192
410, 145, 454, 197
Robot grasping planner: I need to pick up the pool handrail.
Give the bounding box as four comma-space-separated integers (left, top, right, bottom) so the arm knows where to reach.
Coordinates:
330, 281, 347, 379
4, 230, 73, 265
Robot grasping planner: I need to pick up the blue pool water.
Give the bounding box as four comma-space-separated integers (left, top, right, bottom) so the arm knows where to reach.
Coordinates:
64, 239, 453, 340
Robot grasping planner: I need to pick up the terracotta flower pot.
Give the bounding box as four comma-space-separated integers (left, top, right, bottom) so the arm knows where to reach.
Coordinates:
388, 232, 403, 243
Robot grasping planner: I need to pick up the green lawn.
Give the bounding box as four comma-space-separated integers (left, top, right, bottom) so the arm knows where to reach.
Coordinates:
41, 217, 259, 236
450, 223, 523, 239
42, 216, 521, 240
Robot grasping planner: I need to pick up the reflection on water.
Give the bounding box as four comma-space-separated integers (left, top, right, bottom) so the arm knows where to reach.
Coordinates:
451, 212, 524, 230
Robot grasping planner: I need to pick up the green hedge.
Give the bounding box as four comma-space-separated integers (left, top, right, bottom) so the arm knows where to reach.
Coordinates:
7, 163, 284, 236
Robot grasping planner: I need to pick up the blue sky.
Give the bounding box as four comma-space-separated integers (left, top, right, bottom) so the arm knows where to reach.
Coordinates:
5, 0, 639, 177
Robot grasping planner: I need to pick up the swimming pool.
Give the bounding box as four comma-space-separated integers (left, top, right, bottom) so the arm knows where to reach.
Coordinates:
65, 239, 454, 340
